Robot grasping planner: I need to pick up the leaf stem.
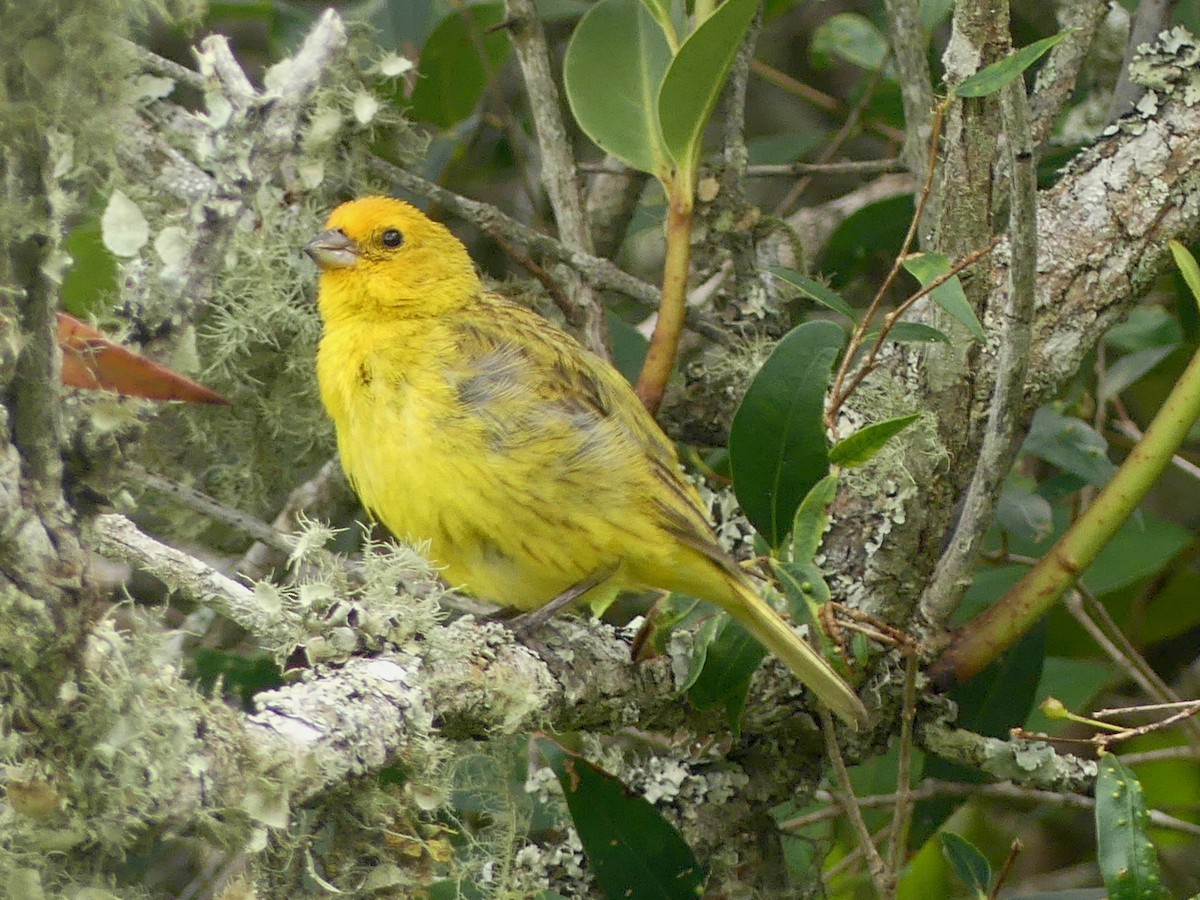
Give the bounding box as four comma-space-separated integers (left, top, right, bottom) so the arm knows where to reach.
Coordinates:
636, 183, 693, 413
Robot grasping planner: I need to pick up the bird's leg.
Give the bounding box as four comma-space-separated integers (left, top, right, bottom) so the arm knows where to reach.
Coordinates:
506, 563, 618, 636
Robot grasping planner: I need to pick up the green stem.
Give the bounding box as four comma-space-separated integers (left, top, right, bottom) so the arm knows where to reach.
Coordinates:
930, 339, 1200, 687
635, 179, 693, 414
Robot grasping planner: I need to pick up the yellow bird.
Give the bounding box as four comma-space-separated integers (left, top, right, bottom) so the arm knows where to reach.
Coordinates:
306, 196, 867, 728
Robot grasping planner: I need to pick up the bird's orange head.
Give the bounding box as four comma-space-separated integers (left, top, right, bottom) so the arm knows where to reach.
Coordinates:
305, 196, 479, 322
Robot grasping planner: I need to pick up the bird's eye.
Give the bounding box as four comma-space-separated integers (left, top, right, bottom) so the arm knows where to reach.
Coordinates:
381, 228, 403, 248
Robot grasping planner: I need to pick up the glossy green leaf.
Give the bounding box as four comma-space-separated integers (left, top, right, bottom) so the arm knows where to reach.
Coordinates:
1023, 407, 1116, 487
564, 0, 672, 178
685, 613, 763, 728
953, 30, 1074, 98
657, 0, 758, 178
766, 267, 856, 320
408, 4, 512, 128
902, 252, 986, 341
1096, 754, 1169, 900
534, 736, 706, 900
730, 321, 845, 548
789, 474, 839, 565
829, 413, 920, 467
810, 13, 889, 72
940, 831, 991, 898
1170, 239, 1200, 310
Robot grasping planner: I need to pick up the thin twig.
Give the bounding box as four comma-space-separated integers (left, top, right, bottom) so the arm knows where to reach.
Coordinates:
579, 159, 905, 177
989, 840, 1024, 900
829, 236, 1000, 428
820, 709, 890, 895
781, 779, 1200, 837
885, 652, 919, 894
503, 0, 608, 353
775, 57, 892, 218
1065, 586, 1200, 746
826, 100, 947, 430
750, 59, 906, 144
129, 462, 293, 554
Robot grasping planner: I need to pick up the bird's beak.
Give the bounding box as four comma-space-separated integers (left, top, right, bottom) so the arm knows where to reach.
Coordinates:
305, 229, 359, 270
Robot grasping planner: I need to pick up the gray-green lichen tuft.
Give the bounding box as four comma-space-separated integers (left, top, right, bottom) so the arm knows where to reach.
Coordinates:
0, 608, 261, 896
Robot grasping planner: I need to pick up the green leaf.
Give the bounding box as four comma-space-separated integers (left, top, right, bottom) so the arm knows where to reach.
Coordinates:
940, 832, 991, 898
1099, 346, 1175, 399
766, 267, 856, 320
820, 193, 914, 289
1023, 407, 1116, 488
789, 474, 839, 565
534, 737, 706, 900
677, 609, 721, 692
607, 311, 650, 385
564, 0, 672, 178
995, 475, 1052, 544
636, 0, 679, 45
657, 0, 758, 180
902, 252, 986, 341
408, 4, 512, 128
829, 413, 920, 467
773, 559, 831, 624
953, 30, 1075, 98
730, 321, 845, 548
1105, 306, 1182, 352
684, 613, 763, 729
61, 219, 118, 317
1024, 657, 1112, 735
810, 13, 889, 72
1096, 754, 1169, 900
1170, 239, 1200, 311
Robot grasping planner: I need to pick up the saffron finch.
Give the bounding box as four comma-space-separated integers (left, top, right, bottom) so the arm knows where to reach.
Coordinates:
307, 196, 867, 728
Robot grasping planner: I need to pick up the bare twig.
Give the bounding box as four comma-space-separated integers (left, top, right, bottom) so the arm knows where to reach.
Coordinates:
129, 463, 293, 555
579, 159, 905, 177
503, 0, 608, 354
820, 709, 890, 895
885, 653, 919, 894
826, 101, 947, 429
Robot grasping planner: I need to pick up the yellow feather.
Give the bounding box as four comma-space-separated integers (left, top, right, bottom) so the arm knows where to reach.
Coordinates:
309, 196, 867, 728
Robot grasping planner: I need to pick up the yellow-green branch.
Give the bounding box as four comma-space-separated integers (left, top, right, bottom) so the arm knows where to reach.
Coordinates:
930, 337, 1200, 687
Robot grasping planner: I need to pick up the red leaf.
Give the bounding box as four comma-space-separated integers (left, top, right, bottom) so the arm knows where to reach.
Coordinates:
57, 313, 228, 405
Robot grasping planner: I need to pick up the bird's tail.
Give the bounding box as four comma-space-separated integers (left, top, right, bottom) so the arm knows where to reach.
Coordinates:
724, 578, 868, 730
